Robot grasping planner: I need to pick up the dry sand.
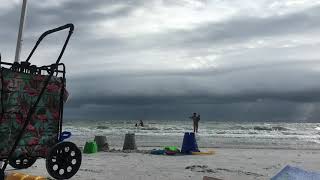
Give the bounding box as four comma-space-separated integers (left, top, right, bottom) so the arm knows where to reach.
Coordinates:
6, 148, 320, 180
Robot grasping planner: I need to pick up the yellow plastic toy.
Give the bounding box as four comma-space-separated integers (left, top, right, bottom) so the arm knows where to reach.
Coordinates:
191, 150, 215, 155
5, 172, 46, 180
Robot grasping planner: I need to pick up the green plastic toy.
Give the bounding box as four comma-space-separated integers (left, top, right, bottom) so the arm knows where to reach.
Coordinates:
164, 146, 179, 152
83, 141, 98, 154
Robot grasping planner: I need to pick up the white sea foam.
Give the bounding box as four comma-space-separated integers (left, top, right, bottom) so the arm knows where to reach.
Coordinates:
63, 120, 320, 149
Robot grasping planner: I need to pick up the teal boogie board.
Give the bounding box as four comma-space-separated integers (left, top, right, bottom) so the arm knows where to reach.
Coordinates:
150, 149, 165, 155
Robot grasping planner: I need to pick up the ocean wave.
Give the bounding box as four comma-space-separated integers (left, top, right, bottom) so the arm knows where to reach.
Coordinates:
253, 126, 273, 131
96, 125, 109, 129
226, 125, 287, 131
253, 126, 289, 131
163, 127, 183, 131
138, 127, 160, 131
282, 132, 304, 135
215, 130, 257, 135
230, 126, 251, 130
272, 126, 289, 131
216, 131, 226, 134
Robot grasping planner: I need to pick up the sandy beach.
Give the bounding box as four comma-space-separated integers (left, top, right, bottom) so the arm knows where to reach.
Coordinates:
7, 147, 320, 180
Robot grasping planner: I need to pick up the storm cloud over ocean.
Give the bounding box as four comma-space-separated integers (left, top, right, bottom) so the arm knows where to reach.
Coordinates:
1, 0, 320, 121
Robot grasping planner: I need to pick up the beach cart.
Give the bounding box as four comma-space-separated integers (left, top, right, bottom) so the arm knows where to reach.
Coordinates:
0, 24, 81, 180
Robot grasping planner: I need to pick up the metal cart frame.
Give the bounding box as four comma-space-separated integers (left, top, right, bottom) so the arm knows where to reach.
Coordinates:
0, 24, 81, 180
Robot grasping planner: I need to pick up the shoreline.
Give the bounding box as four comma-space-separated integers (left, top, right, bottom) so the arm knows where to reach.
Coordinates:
65, 120, 320, 151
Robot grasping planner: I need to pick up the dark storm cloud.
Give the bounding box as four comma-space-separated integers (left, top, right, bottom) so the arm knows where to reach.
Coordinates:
67, 64, 320, 106
64, 58, 320, 122
67, 89, 320, 108
64, 101, 320, 122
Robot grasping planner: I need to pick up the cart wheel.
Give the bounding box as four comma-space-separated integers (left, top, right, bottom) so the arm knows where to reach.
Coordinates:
46, 141, 82, 179
0, 169, 4, 180
9, 156, 37, 169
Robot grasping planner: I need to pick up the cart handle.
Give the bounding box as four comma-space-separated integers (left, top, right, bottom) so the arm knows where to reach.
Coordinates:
25, 23, 74, 65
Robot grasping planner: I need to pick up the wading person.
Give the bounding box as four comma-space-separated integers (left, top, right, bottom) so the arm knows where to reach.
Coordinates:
190, 113, 198, 133
139, 120, 144, 127
196, 114, 200, 133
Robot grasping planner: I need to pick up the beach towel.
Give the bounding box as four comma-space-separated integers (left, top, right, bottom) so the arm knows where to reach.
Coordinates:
271, 165, 320, 180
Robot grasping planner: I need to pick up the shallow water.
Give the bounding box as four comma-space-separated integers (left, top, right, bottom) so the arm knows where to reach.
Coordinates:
63, 120, 320, 149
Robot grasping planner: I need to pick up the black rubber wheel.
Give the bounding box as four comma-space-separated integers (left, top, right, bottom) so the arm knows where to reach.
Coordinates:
9, 156, 37, 169
0, 169, 4, 180
46, 141, 82, 179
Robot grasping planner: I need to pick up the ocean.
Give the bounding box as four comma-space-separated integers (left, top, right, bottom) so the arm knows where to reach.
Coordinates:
63, 120, 320, 149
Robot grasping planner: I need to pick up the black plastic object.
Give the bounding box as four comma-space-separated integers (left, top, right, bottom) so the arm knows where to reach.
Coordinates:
9, 156, 37, 169
59, 131, 72, 142
46, 141, 82, 179
0, 169, 4, 180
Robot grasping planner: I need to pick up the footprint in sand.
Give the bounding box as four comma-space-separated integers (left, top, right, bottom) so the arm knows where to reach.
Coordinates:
263, 165, 278, 170
185, 165, 216, 173
186, 165, 264, 177
79, 169, 103, 173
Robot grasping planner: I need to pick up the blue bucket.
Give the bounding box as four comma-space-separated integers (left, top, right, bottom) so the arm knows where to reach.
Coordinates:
181, 132, 199, 154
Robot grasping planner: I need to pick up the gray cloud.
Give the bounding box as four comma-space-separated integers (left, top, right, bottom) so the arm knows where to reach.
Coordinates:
1, 1, 320, 121
177, 6, 320, 47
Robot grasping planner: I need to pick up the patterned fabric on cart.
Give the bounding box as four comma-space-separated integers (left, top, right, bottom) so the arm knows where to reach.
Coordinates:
0, 68, 68, 158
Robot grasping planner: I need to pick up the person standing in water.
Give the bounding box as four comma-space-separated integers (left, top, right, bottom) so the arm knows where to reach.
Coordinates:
139, 120, 144, 127
190, 113, 198, 133
196, 114, 200, 133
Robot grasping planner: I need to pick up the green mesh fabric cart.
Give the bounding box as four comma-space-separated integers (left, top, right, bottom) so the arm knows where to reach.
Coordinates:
0, 24, 81, 180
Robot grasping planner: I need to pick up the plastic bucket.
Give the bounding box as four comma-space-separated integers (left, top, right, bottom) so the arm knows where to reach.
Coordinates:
83, 141, 98, 154
94, 136, 108, 151
181, 132, 199, 154
123, 133, 137, 150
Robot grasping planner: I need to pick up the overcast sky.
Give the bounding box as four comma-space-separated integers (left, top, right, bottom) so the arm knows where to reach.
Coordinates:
1, 0, 320, 121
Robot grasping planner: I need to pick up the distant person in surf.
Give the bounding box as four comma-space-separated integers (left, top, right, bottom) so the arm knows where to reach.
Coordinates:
190, 112, 199, 133
196, 114, 200, 133
139, 120, 144, 127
